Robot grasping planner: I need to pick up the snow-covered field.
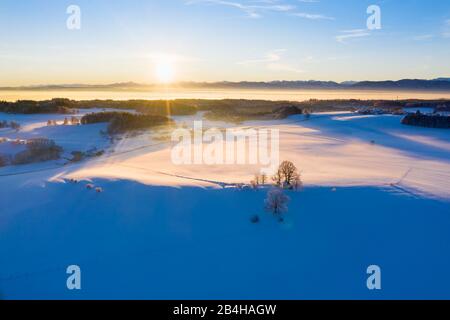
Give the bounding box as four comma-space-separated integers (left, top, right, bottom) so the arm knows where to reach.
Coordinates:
1, 109, 450, 299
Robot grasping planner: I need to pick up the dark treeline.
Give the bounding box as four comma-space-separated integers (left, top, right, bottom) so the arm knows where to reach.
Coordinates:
107, 113, 173, 134
81, 112, 125, 125
1, 98, 449, 121
0, 99, 73, 114
192, 99, 353, 122
12, 139, 62, 165
75, 99, 198, 116
402, 113, 450, 129
81, 112, 173, 134
0, 99, 197, 116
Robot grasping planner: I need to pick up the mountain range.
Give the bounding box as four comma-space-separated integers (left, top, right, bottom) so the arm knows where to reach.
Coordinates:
1, 79, 450, 91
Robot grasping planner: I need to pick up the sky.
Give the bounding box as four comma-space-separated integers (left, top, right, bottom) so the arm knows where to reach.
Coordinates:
0, 0, 449, 86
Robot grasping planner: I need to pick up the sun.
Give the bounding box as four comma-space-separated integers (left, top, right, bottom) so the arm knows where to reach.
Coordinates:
154, 58, 175, 84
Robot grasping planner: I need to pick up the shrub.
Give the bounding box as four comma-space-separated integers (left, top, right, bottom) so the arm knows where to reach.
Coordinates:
12, 139, 62, 165
250, 215, 260, 224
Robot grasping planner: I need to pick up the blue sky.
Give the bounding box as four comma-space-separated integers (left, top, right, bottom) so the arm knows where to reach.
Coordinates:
0, 0, 449, 85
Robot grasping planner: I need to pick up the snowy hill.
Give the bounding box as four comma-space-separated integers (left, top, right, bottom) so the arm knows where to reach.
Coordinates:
1, 110, 450, 299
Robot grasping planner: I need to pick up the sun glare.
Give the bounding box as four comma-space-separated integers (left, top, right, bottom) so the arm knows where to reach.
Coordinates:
155, 58, 175, 84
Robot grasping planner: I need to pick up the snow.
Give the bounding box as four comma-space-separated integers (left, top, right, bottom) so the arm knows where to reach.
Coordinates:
0, 109, 135, 160
42, 112, 450, 199
1, 109, 450, 299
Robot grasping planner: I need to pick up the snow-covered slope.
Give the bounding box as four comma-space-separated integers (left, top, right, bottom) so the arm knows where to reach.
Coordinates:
31, 112, 450, 199
1, 110, 449, 299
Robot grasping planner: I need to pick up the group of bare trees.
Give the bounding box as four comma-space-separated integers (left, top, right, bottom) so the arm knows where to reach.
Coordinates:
251, 161, 302, 191
250, 161, 302, 223
250, 173, 268, 188
47, 117, 80, 126
12, 138, 62, 165
0, 120, 20, 131
272, 161, 302, 190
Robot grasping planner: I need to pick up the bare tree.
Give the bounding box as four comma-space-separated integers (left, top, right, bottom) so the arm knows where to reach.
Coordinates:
272, 168, 283, 186
260, 173, 267, 185
254, 173, 268, 186
292, 172, 303, 191
279, 161, 297, 186
265, 188, 290, 219
272, 161, 300, 187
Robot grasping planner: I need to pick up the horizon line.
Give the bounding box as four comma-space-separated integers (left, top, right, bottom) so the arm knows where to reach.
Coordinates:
2, 77, 450, 90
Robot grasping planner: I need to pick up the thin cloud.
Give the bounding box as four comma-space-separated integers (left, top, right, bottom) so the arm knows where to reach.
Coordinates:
335, 29, 370, 43
238, 49, 286, 65
238, 49, 303, 73
185, 0, 295, 18
412, 34, 435, 41
267, 63, 303, 73
144, 53, 200, 63
291, 12, 334, 20
186, 0, 331, 21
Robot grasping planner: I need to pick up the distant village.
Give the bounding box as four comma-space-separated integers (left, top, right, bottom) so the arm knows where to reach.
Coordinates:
356, 103, 450, 128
